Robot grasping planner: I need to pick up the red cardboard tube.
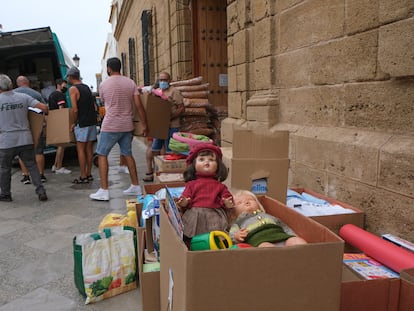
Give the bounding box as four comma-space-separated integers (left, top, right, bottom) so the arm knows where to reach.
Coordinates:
339, 224, 414, 273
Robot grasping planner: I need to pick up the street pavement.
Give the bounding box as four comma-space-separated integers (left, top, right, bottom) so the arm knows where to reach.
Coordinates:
0, 137, 150, 310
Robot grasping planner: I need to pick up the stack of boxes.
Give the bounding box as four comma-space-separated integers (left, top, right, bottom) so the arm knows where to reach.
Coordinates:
133, 128, 414, 311
153, 155, 186, 183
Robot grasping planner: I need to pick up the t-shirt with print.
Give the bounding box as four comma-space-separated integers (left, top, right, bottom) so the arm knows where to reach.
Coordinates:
0, 91, 38, 149
48, 91, 67, 110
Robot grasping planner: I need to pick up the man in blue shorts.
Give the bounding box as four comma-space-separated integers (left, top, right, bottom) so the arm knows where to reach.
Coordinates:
90, 57, 147, 201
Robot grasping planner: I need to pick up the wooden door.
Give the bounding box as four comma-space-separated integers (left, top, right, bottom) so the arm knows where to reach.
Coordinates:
192, 0, 228, 108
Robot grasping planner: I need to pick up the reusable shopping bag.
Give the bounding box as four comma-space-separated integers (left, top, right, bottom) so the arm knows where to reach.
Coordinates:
73, 226, 137, 304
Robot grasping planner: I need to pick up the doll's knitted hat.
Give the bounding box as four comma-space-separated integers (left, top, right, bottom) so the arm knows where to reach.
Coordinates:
186, 143, 223, 165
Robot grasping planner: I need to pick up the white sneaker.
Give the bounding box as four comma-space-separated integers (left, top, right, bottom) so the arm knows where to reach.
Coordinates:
123, 184, 142, 196
55, 167, 72, 174
89, 188, 109, 201
51, 165, 56, 172
118, 165, 129, 174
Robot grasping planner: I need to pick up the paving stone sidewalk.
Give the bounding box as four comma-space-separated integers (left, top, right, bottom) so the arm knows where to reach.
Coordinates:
0, 137, 150, 311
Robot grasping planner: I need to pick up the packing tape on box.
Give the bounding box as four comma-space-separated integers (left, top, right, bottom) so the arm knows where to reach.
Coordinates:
339, 224, 414, 273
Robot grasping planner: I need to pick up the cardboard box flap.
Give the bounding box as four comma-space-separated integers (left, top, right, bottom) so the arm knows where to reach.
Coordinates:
138, 229, 161, 311
400, 267, 414, 283
232, 129, 289, 159
160, 204, 189, 309
184, 246, 342, 311
28, 110, 44, 147
231, 159, 289, 203
399, 268, 414, 311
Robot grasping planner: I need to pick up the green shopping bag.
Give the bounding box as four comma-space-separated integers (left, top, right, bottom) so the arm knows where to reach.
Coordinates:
73, 226, 138, 304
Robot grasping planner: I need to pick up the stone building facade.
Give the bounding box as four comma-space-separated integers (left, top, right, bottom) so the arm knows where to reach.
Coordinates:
108, 0, 414, 241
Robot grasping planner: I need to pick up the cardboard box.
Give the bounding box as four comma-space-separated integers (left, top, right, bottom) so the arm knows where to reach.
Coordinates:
226, 130, 290, 204
154, 173, 184, 183
341, 266, 414, 311
138, 230, 160, 311
138, 183, 185, 311
46, 108, 75, 145
154, 155, 187, 173
290, 188, 365, 235
143, 183, 186, 196
28, 110, 44, 147
341, 264, 400, 311
133, 121, 144, 137
134, 93, 171, 139
399, 268, 414, 311
160, 194, 344, 311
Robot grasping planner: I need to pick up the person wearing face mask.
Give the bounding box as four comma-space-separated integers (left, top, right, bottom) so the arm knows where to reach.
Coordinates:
48, 78, 72, 174
143, 72, 184, 182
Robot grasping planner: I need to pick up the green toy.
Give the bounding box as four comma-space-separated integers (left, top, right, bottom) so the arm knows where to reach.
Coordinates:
190, 231, 233, 251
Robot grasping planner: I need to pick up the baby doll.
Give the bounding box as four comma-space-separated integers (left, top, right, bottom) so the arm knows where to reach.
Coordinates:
229, 190, 307, 248
177, 143, 233, 239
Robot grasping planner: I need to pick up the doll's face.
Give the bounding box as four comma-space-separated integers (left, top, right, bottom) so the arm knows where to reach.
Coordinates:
195, 152, 217, 174
234, 194, 260, 216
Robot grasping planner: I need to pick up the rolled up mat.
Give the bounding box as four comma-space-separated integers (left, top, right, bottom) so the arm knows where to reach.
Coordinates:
339, 224, 414, 273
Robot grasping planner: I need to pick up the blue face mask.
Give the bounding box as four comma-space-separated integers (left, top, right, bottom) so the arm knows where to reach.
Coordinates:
159, 81, 169, 90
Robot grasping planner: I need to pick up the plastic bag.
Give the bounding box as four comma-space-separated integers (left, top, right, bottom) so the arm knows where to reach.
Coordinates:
98, 212, 137, 230
73, 226, 137, 304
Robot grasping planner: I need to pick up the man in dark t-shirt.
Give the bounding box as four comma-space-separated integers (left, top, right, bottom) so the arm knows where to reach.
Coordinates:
48, 79, 68, 110
48, 78, 72, 174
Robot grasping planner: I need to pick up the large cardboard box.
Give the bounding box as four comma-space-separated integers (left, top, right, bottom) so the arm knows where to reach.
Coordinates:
28, 110, 44, 147
160, 194, 344, 311
46, 108, 75, 145
291, 188, 365, 235
226, 130, 290, 203
134, 93, 171, 139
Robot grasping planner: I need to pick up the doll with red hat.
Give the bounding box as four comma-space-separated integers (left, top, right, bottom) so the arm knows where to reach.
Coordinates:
177, 143, 233, 239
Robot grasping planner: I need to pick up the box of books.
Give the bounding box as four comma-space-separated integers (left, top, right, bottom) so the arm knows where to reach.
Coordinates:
288, 188, 365, 235
341, 261, 400, 311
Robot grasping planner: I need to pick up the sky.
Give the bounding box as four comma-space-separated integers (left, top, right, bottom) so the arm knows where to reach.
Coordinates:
0, 0, 112, 91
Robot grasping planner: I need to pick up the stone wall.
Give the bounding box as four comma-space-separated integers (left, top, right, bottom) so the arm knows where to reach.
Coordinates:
114, 0, 193, 85
223, 0, 414, 240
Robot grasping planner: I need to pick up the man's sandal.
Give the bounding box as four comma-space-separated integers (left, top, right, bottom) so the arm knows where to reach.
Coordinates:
142, 174, 154, 182
72, 176, 89, 184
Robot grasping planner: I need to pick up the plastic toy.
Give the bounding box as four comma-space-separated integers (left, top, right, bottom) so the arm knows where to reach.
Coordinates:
190, 231, 233, 251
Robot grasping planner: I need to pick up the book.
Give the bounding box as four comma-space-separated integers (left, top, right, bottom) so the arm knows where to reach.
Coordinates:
164, 186, 184, 239
382, 233, 414, 253
343, 253, 400, 280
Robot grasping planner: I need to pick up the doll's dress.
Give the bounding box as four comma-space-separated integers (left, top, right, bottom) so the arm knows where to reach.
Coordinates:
182, 206, 229, 238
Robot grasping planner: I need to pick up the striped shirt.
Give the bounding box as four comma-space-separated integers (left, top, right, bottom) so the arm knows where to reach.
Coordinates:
99, 75, 139, 132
